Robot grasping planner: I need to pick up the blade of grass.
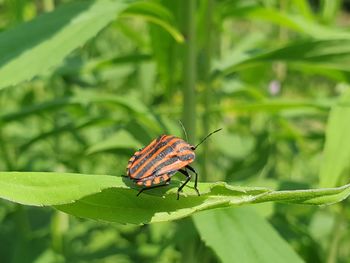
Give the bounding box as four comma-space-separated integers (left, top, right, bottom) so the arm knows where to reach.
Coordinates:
182, 0, 197, 143
0, 0, 128, 89
217, 39, 350, 77
319, 89, 350, 187
0, 94, 155, 124
121, 1, 184, 43
193, 207, 304, 263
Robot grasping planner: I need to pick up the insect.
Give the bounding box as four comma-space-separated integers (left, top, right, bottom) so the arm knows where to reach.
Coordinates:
126, 128, 222, 200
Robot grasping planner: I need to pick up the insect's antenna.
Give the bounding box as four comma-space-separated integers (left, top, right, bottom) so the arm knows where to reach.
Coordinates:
193, 128, 222, 150
178, 120, 189, 142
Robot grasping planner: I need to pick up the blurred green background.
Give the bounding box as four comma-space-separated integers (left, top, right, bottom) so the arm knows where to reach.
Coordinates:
1, 0, 350, 262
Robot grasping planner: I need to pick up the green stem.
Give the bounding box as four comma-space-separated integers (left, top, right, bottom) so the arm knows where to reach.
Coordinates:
321, 0, 342, 24
275, 0, 288, 82
182, 0, 197, 143
14, 205, 31, 238
326, 206, 345, 263
201, 0, 214, 181
43, 0, 55, 12
51, 211, 69, 253
11, 205, 31, 262
12, 205, 31, 262
251, 183, 350, 204
0, 129, 15, 170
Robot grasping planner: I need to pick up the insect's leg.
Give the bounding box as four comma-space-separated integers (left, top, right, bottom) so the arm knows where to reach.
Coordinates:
185, 165, 200, 196
177, 169, 192, 200
136, 180, 170, 197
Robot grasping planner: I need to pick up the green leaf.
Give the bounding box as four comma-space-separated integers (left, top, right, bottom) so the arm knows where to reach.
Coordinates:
218, 39, 350, 76
121, 1, 184, 43
56, 53, 152, 76
251, 184, 350, 205
193, 207, 304, 263
220, 5, 350, 39
0, 172, 349, 224
320, 90, 350, 187
292, 0, 314, 20
221, 99, 333, 113
0, 94, 154, 124
321, 0, 342, 24
0, 172, 118, 206
0, 0, 128, 90
86, 130, 142, 155
19, 117, 114, 152
56, 182, 267, 224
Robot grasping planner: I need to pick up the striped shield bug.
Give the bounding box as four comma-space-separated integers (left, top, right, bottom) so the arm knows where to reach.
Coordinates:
126, 128, 222, 200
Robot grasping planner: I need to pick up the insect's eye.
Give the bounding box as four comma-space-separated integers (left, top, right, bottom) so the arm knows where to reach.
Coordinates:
190, 146, 195, 150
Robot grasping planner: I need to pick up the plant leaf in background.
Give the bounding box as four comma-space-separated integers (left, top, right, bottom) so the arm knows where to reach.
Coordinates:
193, 207, 304, 263
121, 1, 184, 43
0, 0, 128, 90
220, 5, 350, 39
0, 93, 155, 124
86, 129, 141, 155
217, 39, 350, 76
320, 89, 350, 187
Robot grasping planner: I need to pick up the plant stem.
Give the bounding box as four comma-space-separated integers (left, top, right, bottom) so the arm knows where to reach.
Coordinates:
11, 205, 31, 262
182, 0, 197, 143
0, 129, 14, 170
51, 211, 69, 253
275, 0, 288, 82
201, 0, 214, 181
321, 0, 342, 24
43, 0, 55, 12
326, 206, 345, 263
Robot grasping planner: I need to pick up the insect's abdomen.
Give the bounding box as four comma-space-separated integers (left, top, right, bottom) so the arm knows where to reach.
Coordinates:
127, 135, 195, 181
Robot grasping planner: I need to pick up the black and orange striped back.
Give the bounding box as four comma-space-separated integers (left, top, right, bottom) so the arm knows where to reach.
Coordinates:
127, 135, 195, 181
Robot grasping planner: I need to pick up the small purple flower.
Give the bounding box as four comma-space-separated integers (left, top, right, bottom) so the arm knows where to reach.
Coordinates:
268, 80, 281, 96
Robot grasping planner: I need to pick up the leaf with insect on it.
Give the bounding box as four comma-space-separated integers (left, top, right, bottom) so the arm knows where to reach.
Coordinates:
0, 172, 349, 224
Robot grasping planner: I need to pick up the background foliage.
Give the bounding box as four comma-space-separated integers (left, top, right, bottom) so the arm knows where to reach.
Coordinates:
0, 0, 350, 262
